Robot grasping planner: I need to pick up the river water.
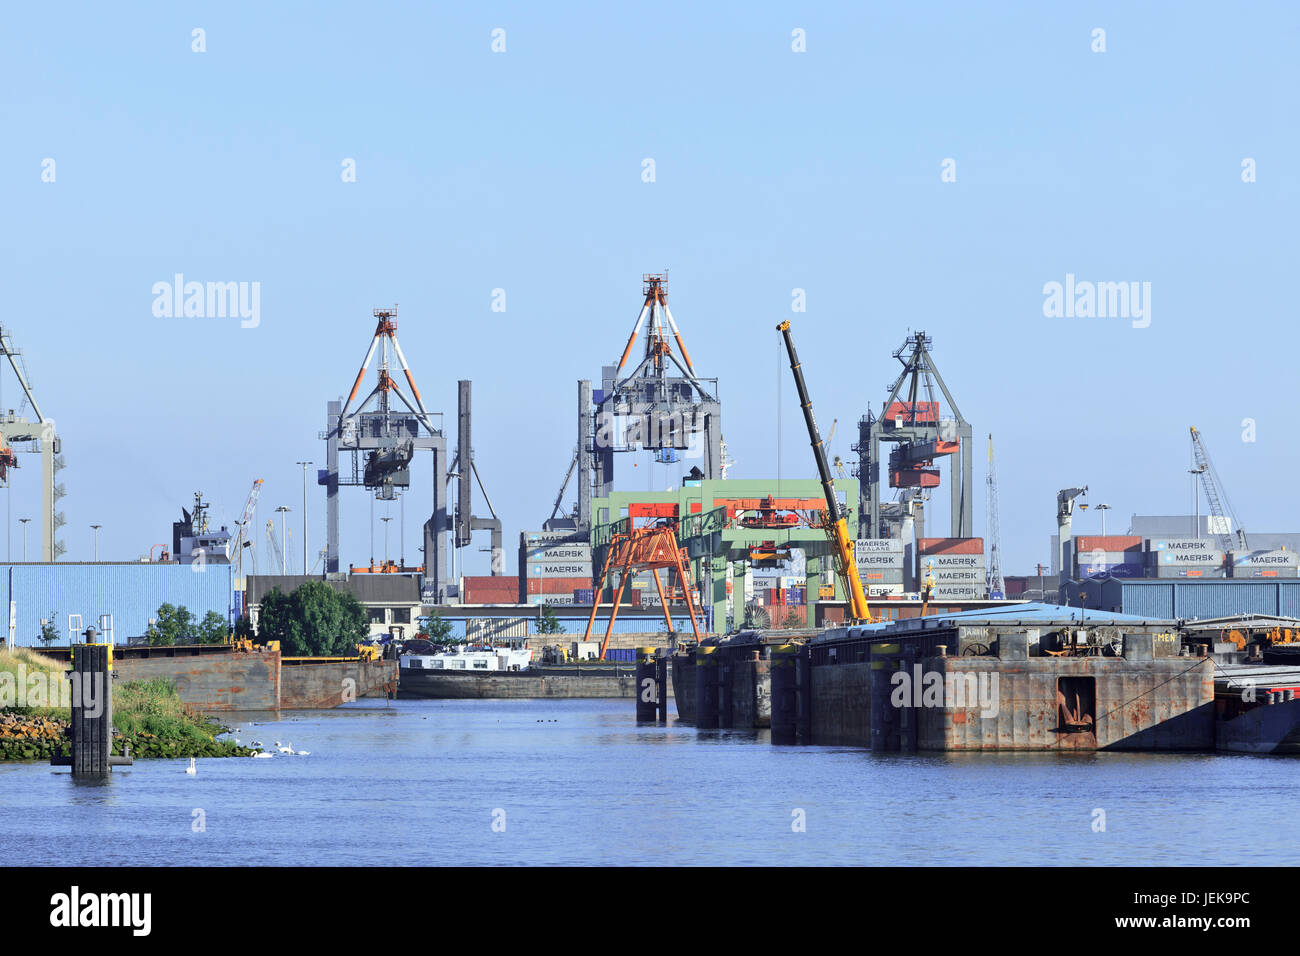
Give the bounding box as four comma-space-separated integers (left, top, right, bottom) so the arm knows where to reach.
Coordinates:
1, 698, 1295, 866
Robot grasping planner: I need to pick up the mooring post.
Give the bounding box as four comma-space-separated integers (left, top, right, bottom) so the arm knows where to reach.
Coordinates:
794, 643, 812, 744
635, 647, 658, 722
653, 650, 668, 722
695, 646, 719, 729
718, 650, 734, 729
770, 644, 797, 744
52, 627, 133, 777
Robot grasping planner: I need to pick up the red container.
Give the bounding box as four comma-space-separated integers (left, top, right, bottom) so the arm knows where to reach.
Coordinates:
891, 469, 941, 488
919, 537, 985, 555
524, 576, 595, 595
1075, 535, 1142, 553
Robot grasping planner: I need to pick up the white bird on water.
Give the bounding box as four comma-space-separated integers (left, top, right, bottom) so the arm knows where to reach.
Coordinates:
250, 751, 273, 758
277, 743, 293, 754
185, 757, 196, 775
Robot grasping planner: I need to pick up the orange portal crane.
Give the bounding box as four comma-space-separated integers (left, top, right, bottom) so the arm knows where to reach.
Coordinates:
777, 320, 872, 624
582, 524, 703, 659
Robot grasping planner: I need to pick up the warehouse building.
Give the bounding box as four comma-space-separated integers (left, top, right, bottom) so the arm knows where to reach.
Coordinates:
0, 562, 234, 646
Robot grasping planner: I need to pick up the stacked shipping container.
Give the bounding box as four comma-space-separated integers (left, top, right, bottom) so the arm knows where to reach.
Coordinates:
1146, 538, 1226, 578
1074, 535, 1145, 578
856, 538, 906, 596
918, 537, 987, 599
519, 531, 594, 605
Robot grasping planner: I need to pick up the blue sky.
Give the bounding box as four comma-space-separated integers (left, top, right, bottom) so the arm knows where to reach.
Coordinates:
2, 1, 1297, 574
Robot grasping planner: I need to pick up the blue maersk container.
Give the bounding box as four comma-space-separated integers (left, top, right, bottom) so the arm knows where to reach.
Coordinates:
0, 563, 234, 645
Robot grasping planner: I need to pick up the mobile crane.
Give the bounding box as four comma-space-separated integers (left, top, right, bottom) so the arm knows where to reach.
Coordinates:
777, 321, 872, 624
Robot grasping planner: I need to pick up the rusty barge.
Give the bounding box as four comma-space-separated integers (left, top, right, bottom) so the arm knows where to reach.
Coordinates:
655, 603, 1300, 753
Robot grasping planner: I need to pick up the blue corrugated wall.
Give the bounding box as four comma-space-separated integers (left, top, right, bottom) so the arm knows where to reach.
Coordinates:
1120, 580, 1300, 619
1, 563, 233, 646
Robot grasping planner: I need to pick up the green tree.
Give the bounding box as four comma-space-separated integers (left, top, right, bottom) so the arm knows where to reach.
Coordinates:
258, 582, 368, 656
538, 606, 565, 635
38, 615, 59, 647
233, 613, 255, 642
195, 610, 230, 645
419, 612, 454, 644
147, 603, 195, 646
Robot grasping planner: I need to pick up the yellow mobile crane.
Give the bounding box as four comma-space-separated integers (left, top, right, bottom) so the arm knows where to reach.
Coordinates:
776, 321, 873, 624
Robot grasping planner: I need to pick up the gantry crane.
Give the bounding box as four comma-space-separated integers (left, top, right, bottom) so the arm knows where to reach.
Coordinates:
552, 275, 723, 532
1189, 426, 1247, 553
582, 523, 703, 659
776, 320, 871, 624
854, 331, 972, 540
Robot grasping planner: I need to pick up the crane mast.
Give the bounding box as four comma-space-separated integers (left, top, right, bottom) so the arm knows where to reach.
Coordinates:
776, 321, 871, 624
986, 435, 1005, 600
1189, 426, 1247, 553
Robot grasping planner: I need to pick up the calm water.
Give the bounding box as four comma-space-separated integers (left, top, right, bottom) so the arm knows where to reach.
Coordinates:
1, 698, 1295, 866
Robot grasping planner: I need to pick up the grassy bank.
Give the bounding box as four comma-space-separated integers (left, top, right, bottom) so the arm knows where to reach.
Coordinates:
0, 649, 257, 761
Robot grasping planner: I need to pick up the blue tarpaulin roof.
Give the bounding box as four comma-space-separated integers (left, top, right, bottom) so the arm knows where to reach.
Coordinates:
813, 601, 1169, 643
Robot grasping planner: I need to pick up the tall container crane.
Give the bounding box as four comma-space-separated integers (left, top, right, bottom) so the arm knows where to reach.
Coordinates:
1189, 426, 1247, 552
776, 321, 871, 624
986, 434, 1005, 600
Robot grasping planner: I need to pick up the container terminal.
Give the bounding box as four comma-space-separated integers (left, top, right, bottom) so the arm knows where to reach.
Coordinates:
0, 277, 1296, 747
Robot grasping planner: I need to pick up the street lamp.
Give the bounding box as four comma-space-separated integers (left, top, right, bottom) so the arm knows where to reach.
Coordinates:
296, 461, 313, 575
18, 518, 30, 562
1094, 504, 1111, 537
90, 524, 102, 561
1189, 465, 1207, 537
275, 506, 291, 575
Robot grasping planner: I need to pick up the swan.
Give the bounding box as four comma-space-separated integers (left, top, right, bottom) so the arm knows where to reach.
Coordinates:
185, 757, 196, 775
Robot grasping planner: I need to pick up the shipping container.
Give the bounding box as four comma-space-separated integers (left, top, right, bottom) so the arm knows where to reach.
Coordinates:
1076, 562, 1145, 579
1146, 538, 1219, 555
522, 545, 592, 562
525, 560, 595, 578
856, 538, 905, 553
928, 569, 984, 583
1230, 549, 1299, 568
891, 469, 941, 488
1074, 535, 1143, 553
852, 554, 904, 567
858, 570, 905, 584
866, 584, 905, 597
1154, 566, 1227, 579
919, 537, 985, 555
1075, 549, 1143, 565
921, 554, 986, 570
1151, 549, 1226, 567
524, 576, 595, 595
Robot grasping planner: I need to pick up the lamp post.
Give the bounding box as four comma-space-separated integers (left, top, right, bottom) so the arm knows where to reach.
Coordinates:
275, 506, 291, 575
90, 525, 102, 561
19, 518, 30, 562
1189, 465, 1206, 537
296, 461, 312, 575
1094, 504, 1111, 537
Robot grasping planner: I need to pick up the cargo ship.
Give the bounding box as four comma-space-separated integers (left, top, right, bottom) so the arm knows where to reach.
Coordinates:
398, 641, 639, 699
